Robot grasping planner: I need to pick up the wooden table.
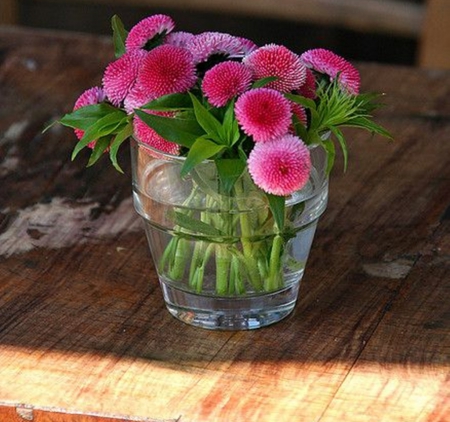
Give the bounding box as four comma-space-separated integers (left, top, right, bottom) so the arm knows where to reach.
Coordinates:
0, 26, 449, 422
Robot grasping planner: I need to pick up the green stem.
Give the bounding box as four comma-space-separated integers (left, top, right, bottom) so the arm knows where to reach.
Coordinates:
215, 244, 230, 295
189, 239, 206, 290
167, 237, 190, 280
188, 198, 218, 291
191, 243, 214, 293
231, 254, 245, 295
234, 180, 264, 291
160, 184, 203, 282
266, 234, 284, 291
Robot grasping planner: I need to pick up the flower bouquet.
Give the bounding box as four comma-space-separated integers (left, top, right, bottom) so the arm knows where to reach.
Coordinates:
54, 14, 392, 329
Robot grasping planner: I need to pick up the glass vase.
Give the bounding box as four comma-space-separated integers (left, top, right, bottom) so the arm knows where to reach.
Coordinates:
130, 138, 328, 330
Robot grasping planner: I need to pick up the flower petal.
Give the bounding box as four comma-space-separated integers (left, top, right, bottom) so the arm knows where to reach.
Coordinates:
102, 50, 147, 107
244, 44, 306, 92
235, 88, 292, 142
126, 14, 175, 51
202, 61, 252, 107
133, 112, 180, 156
300, 48, 360, 95
248, 134, 311, 196
131, 44, 197, 101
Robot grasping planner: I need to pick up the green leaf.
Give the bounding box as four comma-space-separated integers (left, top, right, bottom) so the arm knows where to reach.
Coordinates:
345, 116, 393, 140
174, 211, 224, 237
72, 111, 127, 160
42, 120, 57, 134
356, 92, 386, 113
219, 99, 242, 147
141, 93, 192, 112
321, 138, 336, 175
267, 194, 286, 231
329, 126, 348, 171
87, 136, 111, 167
59, 104, 118, 130
285, 93, 317, 111
292, 113, 308, 141
215, 158, 246, 194
230, 119, 241, 146
111, 15, 127, 58
252, 76, 278, 89
220, 99, 234, 144
285, 93, 321, 132
181, 137, 226, 178
109, 120, 134, 173
223, 99, 235, 129
188, 93, 223, 139
135, 109, 204, 148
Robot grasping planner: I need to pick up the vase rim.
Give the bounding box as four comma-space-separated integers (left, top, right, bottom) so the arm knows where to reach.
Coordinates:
132, 136, 322, 164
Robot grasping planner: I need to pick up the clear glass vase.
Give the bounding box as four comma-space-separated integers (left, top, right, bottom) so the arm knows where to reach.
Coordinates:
130, 138, 328, 330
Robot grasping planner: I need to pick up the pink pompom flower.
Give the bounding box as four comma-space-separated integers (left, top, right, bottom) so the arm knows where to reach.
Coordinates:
123, 83, 153, 114
243, 44, 306, 93
290, 102, 308, 127
248, 134, 311, 196
300, 48, 360, 95
235, 88, 292, 142
165, 31, 195, 48
73, 86, 106, 147
131, 44, 197, 100
102, 50, 147, 107
297, 68, 317, 99
236, 37, 258, 56
133, 112, 180, 156
125, 14, 175, 51
202, 61, 252, 107
186, 32, 245, 63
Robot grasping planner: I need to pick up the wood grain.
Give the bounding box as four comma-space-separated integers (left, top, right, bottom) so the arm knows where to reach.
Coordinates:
0, 26, 449, 422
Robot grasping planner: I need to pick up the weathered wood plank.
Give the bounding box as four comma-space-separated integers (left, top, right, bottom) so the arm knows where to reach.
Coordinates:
320, 255, 450, 421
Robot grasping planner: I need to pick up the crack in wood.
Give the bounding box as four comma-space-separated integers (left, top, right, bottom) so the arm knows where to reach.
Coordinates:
440, 204, 450, 221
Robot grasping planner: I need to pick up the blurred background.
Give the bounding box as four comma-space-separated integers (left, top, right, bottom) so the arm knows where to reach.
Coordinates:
1, 0, 449, 69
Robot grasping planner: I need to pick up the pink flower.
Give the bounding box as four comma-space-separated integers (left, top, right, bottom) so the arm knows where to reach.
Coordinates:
297, 68, 317, 99
74, 86, 106, 110
73, 86, 106, 147
202, 61, 252, 107
131, 44, 196, 101
125, 14, 175, 51
236, 37, 258, 55
290, 102, 307, 127
133, 112, 180, 156
102, 50, 147, 107
165, 31, 195, 48
248, 134, 311, 196
186, 32, 244, 63
235, 88, 292, 142
124, 83, 153, 114
300, 48, 360, 95
243, 44, 306, 92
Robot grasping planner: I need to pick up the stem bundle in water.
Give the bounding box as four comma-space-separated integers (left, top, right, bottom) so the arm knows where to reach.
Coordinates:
158, 170, 286, 296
